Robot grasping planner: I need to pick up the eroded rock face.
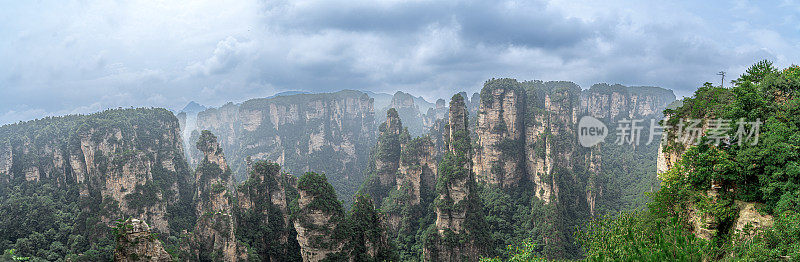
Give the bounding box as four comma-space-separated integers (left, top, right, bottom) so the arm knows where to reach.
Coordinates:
293, 172, 346, 262
0, 108, 193, 234
422, 98, 449, 132
367, 108, 439, 232
397, 137, 438, 206
474, 79, 525, 187
376, 109, 404, 187
191, 131, 247, 261
236, 161, 300, 261
425, 94, 484, 262
733, 201, 774, 238
193, 90, 375, 204
114, 218, 172, 262
390, 91, 417, 110
580, 83, 676, 121
524, 82, 584, 205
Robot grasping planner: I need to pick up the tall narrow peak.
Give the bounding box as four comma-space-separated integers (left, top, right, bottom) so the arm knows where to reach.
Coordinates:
362, 108, 412, 207
424, 93, 488, 262
377, 108, 404, 187
293, 172, 347, 262
346, 194, 398, 261
190, 130, 247, 261
235, 161, 302, 261
0, 108, 195, 235
474, 78, 526, 187
364, 107, 439, 238
194, 130, 233, 215
446, 94, 469, 155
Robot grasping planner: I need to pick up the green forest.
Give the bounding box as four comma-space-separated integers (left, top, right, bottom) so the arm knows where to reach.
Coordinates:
1, 61, 799, 261
494, 61, 800, 261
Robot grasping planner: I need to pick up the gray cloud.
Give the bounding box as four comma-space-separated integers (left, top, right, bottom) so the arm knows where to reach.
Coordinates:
0, 0, 797, 124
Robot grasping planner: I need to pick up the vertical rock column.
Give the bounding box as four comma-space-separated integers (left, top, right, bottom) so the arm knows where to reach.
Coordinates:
293, 172, 346, 262
192, 130, 247, 261
236, 161, 299, 261
474, 79, 526, 187
424, 94, 487, 262
524, 85, 582, 204
376, 108, 404, 187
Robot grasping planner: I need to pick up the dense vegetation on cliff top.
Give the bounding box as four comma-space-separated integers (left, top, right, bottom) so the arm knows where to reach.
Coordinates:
0, 73, 756, 261
294, 171, 397, 262
487, 61, 800, 261
235, 161, 302, 262
0, 108, 196, 260
197, 90, 376, 208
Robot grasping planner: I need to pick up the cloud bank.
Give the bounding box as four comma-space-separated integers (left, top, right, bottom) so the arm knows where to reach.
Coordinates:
1, 0, 797, 124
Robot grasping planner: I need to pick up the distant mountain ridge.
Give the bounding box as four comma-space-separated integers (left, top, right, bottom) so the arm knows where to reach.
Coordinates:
180, 101, 207, 113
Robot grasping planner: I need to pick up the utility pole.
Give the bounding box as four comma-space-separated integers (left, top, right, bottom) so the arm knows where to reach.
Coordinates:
717, 71, 726, 88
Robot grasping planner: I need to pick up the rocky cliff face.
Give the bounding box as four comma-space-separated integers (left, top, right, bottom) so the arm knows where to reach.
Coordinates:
656, 113, 774, 241
468, 80, 595, 207
192, 90, 376, 205
449, 80, 674, 257
423, 99, 449, 131
293, 172, 346, 262
235, 161, 301, 262
523, 81, 586, 206
352, 81, 677, 260
114, 218, 173, 262
190, 131, 247, 261
580, 83, 676, 121
424, 94, 486, 262
397, 137, 438, 206
385, 91, 426, 136
391, 91, 418, 110
360, 108, 440, 248
375, 109, 405, 188
0, 108, 194, 234
474, 79, 526, 187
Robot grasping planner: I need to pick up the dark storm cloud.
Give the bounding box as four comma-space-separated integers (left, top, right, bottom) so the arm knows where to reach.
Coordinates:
265, 0, 602, 49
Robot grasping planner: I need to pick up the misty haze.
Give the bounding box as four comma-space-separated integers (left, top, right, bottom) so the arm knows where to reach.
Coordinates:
0, 1, 798, 261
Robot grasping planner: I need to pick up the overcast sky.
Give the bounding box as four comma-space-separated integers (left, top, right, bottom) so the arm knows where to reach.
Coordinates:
1, 0, 798, 124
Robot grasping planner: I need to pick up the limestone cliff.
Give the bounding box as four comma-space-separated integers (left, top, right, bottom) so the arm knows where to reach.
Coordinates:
468, 80, 596, 208
376, 109, 405, 188
114, 218, 173, 262
523, 81, 585, 206
362, 108, 439, 235
580, 83, 676, 121
474, 79, 526, 187
190, 130, 247, 261
380, 135, 438, 232
293, 172, 346, 262
656, 105, 774, 241
375, 91, 445, 137
424, 94, 487, 262
422, 99, 448, 131
397, 137, 437, 207
0, 108, 194, 235
235, 160, 301, 262
192, 90, 375, 205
